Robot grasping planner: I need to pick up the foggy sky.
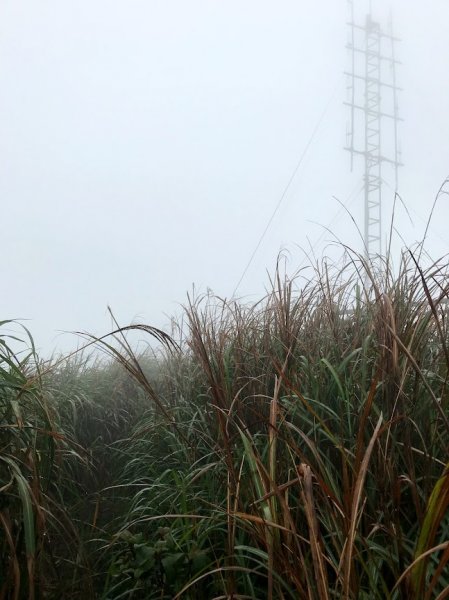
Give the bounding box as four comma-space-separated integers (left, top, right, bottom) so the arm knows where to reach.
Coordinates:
1, 0, 449, 355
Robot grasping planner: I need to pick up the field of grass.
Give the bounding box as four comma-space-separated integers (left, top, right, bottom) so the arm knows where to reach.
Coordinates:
2, 250, 449, 599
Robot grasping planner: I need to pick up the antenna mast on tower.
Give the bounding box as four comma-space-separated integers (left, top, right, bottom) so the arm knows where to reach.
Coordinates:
345, 1, 402, 260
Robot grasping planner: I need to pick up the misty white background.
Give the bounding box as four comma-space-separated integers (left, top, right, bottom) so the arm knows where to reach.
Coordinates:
1, 0, 448, 355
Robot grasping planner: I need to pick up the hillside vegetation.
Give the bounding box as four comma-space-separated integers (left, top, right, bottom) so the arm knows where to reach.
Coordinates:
2, 252, 449, 599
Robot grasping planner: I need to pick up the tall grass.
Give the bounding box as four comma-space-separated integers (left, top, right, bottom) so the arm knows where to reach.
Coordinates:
2, 249, 449, 598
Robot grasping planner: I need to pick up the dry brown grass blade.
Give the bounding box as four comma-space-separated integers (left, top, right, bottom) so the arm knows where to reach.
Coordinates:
26, 555, 35, 600
393, 541, 449, 592
380, 293, 399, 374
435, 585, 449, 600
91, 494, 101, 530
426, 543, 449, 600
185, 295, 237, 474
251, 477, 301, 504
76, 322, 193, 448
412, 462, 449, 596
354, 373, 379, 475
409, 251, 449, 368
298, 463, 329, 600
267, 381, 280, 600
228, 456, 245, 568
232, 512, 294, 534
341, 412, 383, 600
0, 511, 20, 600
385, 321, 449, 432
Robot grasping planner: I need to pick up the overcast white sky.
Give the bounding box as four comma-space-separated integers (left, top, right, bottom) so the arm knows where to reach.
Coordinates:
1, 0, 448, 355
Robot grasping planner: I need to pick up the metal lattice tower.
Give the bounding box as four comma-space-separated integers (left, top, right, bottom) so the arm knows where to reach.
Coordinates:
345, 1, 402, 260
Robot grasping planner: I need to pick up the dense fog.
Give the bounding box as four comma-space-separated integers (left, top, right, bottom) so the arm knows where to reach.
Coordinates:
1, 0, 448, 354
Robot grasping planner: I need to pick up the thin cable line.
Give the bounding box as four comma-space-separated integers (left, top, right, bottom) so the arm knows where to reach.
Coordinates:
232, 78, 342, 298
